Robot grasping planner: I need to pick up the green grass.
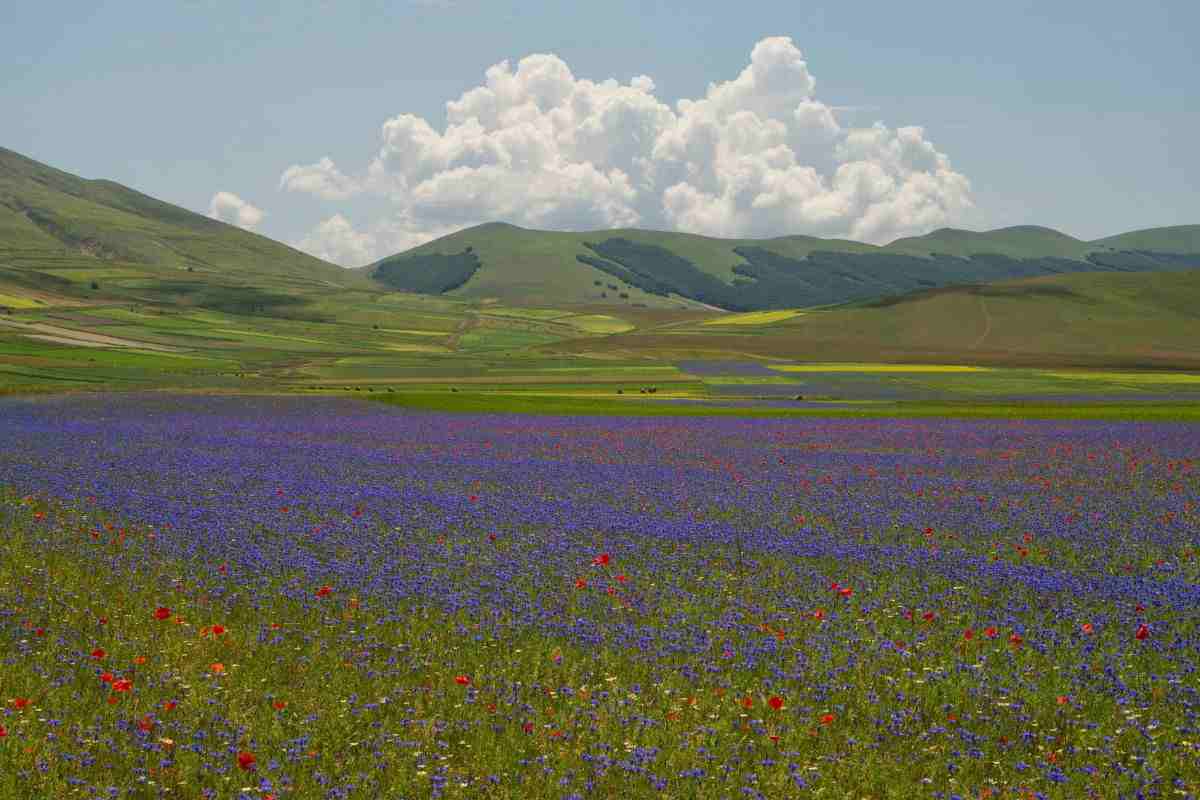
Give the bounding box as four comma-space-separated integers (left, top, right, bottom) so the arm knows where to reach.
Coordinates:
368, 391, 1200, 421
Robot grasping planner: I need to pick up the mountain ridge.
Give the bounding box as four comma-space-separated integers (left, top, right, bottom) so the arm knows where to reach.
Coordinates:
368, 220, 1200, 310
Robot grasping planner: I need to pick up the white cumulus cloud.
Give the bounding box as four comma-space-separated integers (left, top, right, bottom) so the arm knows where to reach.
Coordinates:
283, 36, 972, 261
207, 191, 265, 231
279, 157, 360, 200
295, 214, 378, 268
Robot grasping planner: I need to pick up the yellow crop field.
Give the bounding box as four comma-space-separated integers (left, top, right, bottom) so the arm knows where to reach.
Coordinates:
1040, 371, 1200, 384
564, 314, 636, 333
0, 292, 45, 308
214, 329, 329, 345
703, 309, 805, 326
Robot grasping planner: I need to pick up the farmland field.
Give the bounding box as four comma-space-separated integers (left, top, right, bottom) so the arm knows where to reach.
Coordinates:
1, 394, 1198, 799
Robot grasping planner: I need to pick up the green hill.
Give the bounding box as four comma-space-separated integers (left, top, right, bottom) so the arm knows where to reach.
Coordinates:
369, 221, 1200, 310
548, 268, 1200, 370
0, 146, 367, 315
1091, 225, 1200, 253
883, 225, 1093, 259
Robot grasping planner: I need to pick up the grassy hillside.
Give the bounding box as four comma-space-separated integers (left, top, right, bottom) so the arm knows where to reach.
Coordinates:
550, 268, 1200, 369
883, 225, 1094, 259
0, 146, 369, 316
369, 221, 1200, 310
1092, 225, 1200, 253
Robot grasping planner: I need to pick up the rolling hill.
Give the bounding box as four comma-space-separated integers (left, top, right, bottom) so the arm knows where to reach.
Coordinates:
547, 268, 1200, 369
368, 221, 1200, 311
0, 146, 369, 316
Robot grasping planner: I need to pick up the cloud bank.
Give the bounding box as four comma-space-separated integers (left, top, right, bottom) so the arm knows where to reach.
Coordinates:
283, 37, 972, 266
207, 191, 265, 231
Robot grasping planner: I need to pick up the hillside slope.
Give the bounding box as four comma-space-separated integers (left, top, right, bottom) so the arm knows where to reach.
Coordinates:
0, 146, 365, 314
368, 221, 1200, 310
546, 268, 1200, 369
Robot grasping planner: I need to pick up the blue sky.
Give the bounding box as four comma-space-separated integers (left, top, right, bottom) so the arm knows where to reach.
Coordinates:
3, 0, 1197, 264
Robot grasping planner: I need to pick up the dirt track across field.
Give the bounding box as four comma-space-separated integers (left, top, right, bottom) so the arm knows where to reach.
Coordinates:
0, 318, 181, 351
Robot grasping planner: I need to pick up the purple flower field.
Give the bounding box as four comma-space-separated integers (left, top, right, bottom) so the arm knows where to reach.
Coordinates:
1, 394, 1198, 799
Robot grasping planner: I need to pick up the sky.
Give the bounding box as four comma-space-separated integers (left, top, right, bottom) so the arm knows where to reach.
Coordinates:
3, 0, 1197, 266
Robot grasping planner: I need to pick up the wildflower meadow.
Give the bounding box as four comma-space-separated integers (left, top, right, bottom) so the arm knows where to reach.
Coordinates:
1, 394, 1198, 799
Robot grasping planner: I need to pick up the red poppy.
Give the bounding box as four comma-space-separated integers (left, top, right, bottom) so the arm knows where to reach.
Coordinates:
211, 624, 226, 636
574, 578, 587, 590
1135, 623, 1149, 641
236, 751, 256, 771
819, 713, 836, 725
615, 574, 628, 583
922, 611, 936, 622
0, 724, 7, 737
133, 656, 147, 666
838, 587, 854, 598
91, 647, 106, 660
522, 721, 534, 734
154, 607, 171, 621
162, 700, 177, 712
1081, 622, 1094, 635
740, 696, 753, 709
454, 675, 471, 686
218, 563, 228, 575
1056, 695, 1069, 705
272, 700, 287, 711
210, 662, 225, 674
315, 585, 332, 598
487, 533, 496, 542
10, 698, 29, 710
592, 553, 611, 566
768, 695, 784, 711
983, 626, 999, 639
100, 671, 115, 683
137, 716, 155, 733
34, 628, 45, 637
812, 608, 826, 621
113, 679, 133, 693
1135, 603, 1145, 614
963, 628, 974, 641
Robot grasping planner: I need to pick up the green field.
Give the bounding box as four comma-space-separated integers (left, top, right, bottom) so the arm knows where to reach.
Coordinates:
1, 144, 1199, 405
